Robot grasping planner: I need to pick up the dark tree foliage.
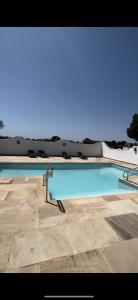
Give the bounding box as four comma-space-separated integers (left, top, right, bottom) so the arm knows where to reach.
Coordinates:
0, 120, 4, 136
50, 136, 61, 142
127, 114, 138, 141
82, 138, 97, 144
104, 140, 135, 149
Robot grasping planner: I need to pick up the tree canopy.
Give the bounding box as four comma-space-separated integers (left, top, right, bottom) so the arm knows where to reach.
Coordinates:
82, 138, 96, 144
0, 120, 4, 137
50, 136, 61, 142
0, 120, 4, 130
127, 114, 138, 141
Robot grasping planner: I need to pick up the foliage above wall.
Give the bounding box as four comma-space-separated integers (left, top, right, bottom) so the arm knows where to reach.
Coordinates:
104, 140, 137, 149
50, 136, 61, 142
127, 113, 138, 141
82, 138, 97, 144
0, 120, 4, 136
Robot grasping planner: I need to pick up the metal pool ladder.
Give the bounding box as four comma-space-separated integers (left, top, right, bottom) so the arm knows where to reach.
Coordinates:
43, 166, 53, 202
123, 166, 138, 181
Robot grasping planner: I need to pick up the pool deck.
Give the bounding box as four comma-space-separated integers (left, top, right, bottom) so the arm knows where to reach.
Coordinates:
0, 156, 138, 273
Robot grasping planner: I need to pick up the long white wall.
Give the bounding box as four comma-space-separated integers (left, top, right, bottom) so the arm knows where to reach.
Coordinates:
102, 142, 138, 165
0, 138, 102, 157
0, 138, 138, 164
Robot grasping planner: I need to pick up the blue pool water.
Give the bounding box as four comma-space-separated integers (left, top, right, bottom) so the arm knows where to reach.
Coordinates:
0, 162, 137, 199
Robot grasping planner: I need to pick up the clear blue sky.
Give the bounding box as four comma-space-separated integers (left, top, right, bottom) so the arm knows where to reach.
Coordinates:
0, 27, 138, 141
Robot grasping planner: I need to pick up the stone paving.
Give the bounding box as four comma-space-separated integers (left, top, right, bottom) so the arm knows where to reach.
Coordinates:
0, 156, 138, 273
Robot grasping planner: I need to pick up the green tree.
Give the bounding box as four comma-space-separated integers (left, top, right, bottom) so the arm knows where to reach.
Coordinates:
127, 114, 138, 141
82, 138, 95, 144
0, 120, 4, 137
50, 136, 61, 142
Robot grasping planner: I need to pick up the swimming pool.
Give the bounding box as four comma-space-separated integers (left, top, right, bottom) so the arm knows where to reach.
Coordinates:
0, 162, 137, 199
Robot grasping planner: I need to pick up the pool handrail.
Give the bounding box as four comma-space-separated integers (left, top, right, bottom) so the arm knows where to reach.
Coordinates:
43, 167, 53, 202
123, 166, 138, 181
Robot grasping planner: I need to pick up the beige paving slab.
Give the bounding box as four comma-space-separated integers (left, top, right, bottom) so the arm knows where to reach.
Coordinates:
40, 249, 112, 273
40, 255, 77, 273
106, 199, 138, 216
7, 227, 74, 270
3, 188, 43, 211
95, 199, 138, 218
100, 238, 138, 272
117, 192, 138, 200
72, 249, 112, 273
0, 203, 39, 235
0, 191, 9, 201
39, 211, 104, 229
65, 217, 121, 255
105, 213, 138, 240
131, 198, 138, 204
5, 188, 37, 201
0, 155, 135, 166
25, 197, 44, 211
0, 178, 14, 184
0, 197, 26, 211
70, 196, 105, 205
128, 176, 138, 185
39, 213, 68, 229
0, 183, 37, 192
0, 234, 13, 272
39, 203, 63, 219
73, 203, 107, 215
5, 264, 40, 273
13, 177, 37, 184
103, 195, 120, 202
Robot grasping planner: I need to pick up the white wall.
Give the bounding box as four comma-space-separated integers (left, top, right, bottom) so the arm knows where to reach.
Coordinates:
1, 138, 138, 164
102, 142, 138, 165
0, 138, 102, 157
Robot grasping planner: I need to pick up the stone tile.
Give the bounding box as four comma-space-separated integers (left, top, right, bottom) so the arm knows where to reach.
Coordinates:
5, 264, 40, 273
13, 177, 37, 184
6, 188, 37, 201
74, 202, 106, 214
0, 188, 36, 207
0, 197, 25, 211
40, 255, 77, 273
40, 249, 112, 273
73, 249, 112, 272
26, 197, 44, 211
39, 213, 67, 229
4, 189, 43, 211
105, 213, 138, 240
65, 217, 121, 255
70, 196, 105, 205
0, 203, 39, 235
0, 183, 37, 192
0, 191, 9, 201
72, 206, 104, 216
118, 192, 138, 200
62, 201, 77, 213
100, 238, 138, 272
128, 176, 138, 185
98, 199, 138, 218
103, 195, 120, 202
0, 234, 13, 272
0, 178, 14, 184
7, 227, 73, 270
131, 198, 138, 204
39, 203, 63, 219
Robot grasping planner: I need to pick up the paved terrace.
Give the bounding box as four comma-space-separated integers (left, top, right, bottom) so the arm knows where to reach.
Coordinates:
0, 157, 138, 273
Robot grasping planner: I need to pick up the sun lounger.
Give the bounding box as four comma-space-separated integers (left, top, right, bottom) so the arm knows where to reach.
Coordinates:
77, 152, 88, 159
38, 150, 48, 158
27, 150, 37, 158
62, 151, 71, 159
